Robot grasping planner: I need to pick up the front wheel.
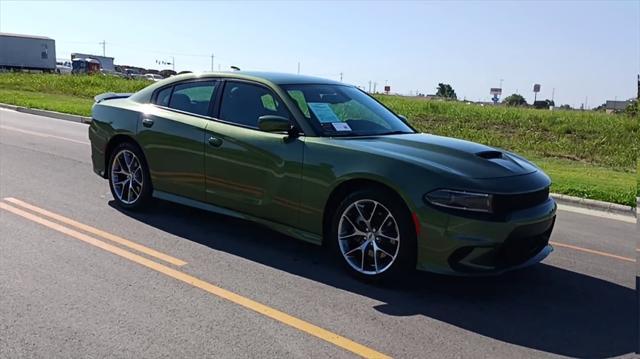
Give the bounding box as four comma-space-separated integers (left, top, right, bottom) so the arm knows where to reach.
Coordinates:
329, 188, 417, 282
108, 142, 152, 210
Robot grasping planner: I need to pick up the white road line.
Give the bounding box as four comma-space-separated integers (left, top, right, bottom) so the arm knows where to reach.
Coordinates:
0, 125, 89, 145
557, 203, 636, 224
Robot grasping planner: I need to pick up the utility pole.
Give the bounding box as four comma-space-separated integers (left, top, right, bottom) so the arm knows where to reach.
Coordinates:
211, 53, 214, 71
499, 78, 504, 89
585, 96, 588, 110
373, 82, 377, 93
297, 62, 300, 74
172, 56, 175, 71
551, 88, 555, 102
339, 72, 343, 82
99, 40, 106, 56
368, 81, 372, 93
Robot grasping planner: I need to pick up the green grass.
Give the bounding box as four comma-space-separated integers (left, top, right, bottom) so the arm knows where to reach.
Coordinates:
533, 157, 636, 206
0, 73, 636, 206
0, 89, 94, 116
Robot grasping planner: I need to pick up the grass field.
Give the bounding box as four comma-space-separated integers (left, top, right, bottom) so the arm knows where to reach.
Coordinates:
0, 73, 636, 206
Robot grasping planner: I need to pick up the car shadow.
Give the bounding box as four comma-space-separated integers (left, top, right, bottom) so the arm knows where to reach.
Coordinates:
110, 199, 635, 358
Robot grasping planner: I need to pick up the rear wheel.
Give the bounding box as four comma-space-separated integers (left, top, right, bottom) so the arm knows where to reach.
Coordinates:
108, 142, 151, 210
329, 187, 416, 281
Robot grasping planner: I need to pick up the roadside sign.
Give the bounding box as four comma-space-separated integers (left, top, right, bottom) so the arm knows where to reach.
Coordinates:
533, 84, 541, 93
490, 88, 502, 96
384, 85, 390, 94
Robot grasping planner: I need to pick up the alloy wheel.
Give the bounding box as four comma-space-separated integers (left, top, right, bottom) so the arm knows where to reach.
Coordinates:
110, 149, 144, 205
337, 199, 400, 275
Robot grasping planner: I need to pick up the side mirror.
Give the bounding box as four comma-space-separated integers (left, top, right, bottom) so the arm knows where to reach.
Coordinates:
398, 114, 408, 122
258, 115, 297, 136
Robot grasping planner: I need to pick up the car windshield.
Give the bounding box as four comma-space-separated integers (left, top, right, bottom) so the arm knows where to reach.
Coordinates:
282, 84, 414, 136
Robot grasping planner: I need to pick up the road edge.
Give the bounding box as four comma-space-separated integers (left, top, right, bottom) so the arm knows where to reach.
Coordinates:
0, 102, 636, 218
0, 103, 92, 124
551, 193, 636, 217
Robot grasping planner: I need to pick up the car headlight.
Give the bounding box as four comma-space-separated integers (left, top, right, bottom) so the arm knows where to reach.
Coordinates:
425, 189, 493, 213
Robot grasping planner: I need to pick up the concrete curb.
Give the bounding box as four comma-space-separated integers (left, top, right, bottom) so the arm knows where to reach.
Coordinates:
551, 193, 636, 217
0, 103, 91, 124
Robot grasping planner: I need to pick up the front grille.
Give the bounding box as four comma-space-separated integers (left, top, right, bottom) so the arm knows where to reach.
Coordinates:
492, 187, 550, 214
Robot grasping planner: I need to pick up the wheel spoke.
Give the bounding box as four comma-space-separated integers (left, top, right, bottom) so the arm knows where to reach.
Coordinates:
372, 242, 379, 273
113, 177, 128, 186
344, 244, 363, 257
360, 241, 367, 271
368, 202, 378, 223
376, 244, 395, 260
343, 215, 365, 235
354, 203, 368, 226
377, 233, 399, 242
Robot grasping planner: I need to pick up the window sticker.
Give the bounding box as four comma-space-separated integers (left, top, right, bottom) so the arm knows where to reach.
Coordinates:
332, 122, 352, 132
307, 102, 340, 123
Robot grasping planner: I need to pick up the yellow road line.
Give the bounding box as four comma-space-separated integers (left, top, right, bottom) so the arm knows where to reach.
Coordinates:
0, 202, 390, 359
4, 197, 187, 267
550, 241, 635, 263
0, 125, 90, 145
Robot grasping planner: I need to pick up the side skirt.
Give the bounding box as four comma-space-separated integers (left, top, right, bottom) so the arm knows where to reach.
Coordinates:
152, 190, 323, 246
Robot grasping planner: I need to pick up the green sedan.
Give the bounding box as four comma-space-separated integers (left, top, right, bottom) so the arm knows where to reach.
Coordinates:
89, 71, 556, 280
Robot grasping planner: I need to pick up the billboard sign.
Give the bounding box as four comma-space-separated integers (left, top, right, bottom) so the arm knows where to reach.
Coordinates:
490, 88, 502, 96
384, 85, 391, 93
533, 84, 541, 93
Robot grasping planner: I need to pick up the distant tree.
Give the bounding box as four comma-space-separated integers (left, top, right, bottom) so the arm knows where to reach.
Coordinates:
435, 83, 457, 100
592, 103, 606, 111
559, 104, 572, 110
503, 94, 527, 106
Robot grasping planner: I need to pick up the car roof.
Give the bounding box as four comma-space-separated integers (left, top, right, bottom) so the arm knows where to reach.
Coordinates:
167, 71, 346, 86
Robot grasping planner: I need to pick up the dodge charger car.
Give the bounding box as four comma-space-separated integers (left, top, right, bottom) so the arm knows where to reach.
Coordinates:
89, 71, 556, 280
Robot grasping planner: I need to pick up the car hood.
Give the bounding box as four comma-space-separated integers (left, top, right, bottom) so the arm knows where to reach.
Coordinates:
335, 133, 538, 179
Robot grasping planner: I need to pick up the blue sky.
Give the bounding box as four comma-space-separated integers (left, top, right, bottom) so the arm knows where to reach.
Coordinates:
1, 1, 638, 107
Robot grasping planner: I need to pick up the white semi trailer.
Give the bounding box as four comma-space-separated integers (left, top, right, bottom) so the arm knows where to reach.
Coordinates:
0, 32, 56, 72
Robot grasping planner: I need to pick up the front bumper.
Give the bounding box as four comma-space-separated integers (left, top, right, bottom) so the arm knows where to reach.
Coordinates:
415, 197, 557, 275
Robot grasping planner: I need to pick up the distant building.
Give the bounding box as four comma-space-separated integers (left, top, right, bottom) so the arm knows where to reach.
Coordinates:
605, 100, 633, 113
70, 53, 115, 72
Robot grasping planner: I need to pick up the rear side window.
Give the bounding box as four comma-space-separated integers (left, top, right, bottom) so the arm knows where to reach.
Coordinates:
155, 87, 172, 107
165, 81, 217, 116
219, 81, 289, 128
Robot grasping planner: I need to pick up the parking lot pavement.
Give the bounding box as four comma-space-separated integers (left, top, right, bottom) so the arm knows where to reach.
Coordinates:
1, 109, 637, 358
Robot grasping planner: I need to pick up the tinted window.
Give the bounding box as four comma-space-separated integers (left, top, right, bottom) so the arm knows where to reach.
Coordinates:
219, 82, 289, 128
167, 81, 217, 116
155, 87, 172, 107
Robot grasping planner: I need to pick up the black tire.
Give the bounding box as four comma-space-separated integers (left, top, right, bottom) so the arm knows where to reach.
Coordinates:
108, 142, 152, 210
328, 186, 417, 282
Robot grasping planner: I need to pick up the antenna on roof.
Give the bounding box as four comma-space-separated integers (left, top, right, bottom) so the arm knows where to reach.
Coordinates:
230, 66, 240, 71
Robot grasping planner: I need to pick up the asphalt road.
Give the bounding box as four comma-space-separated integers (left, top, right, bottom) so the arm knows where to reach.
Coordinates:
0, 108, 636, 358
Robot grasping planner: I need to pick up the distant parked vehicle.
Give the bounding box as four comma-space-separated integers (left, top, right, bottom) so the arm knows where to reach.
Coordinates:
144, 73, 164, 82
56, 60, 72, 74
72, 57, 101, 74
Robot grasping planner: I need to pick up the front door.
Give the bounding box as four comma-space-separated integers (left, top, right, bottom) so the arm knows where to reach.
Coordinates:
204, 81, 304, 228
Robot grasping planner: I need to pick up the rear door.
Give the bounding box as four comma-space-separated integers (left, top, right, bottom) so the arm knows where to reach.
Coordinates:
137, 80, 219, 201
204, 80, 305, 227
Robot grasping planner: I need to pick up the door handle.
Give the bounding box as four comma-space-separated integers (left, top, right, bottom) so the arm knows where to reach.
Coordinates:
208, 136, 223, 147
142, 118, 154, 127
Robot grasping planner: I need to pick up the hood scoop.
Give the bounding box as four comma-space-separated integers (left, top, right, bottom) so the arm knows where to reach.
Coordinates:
476, 150, 503, 159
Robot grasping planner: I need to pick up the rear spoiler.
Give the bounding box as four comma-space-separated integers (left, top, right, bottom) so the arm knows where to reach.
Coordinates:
94, 92, 133, 103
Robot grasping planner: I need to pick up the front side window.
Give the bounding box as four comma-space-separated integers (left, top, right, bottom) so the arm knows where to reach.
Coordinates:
167, 81, 217, 116
283, 84, 414, 136
219, 81, 290, 128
